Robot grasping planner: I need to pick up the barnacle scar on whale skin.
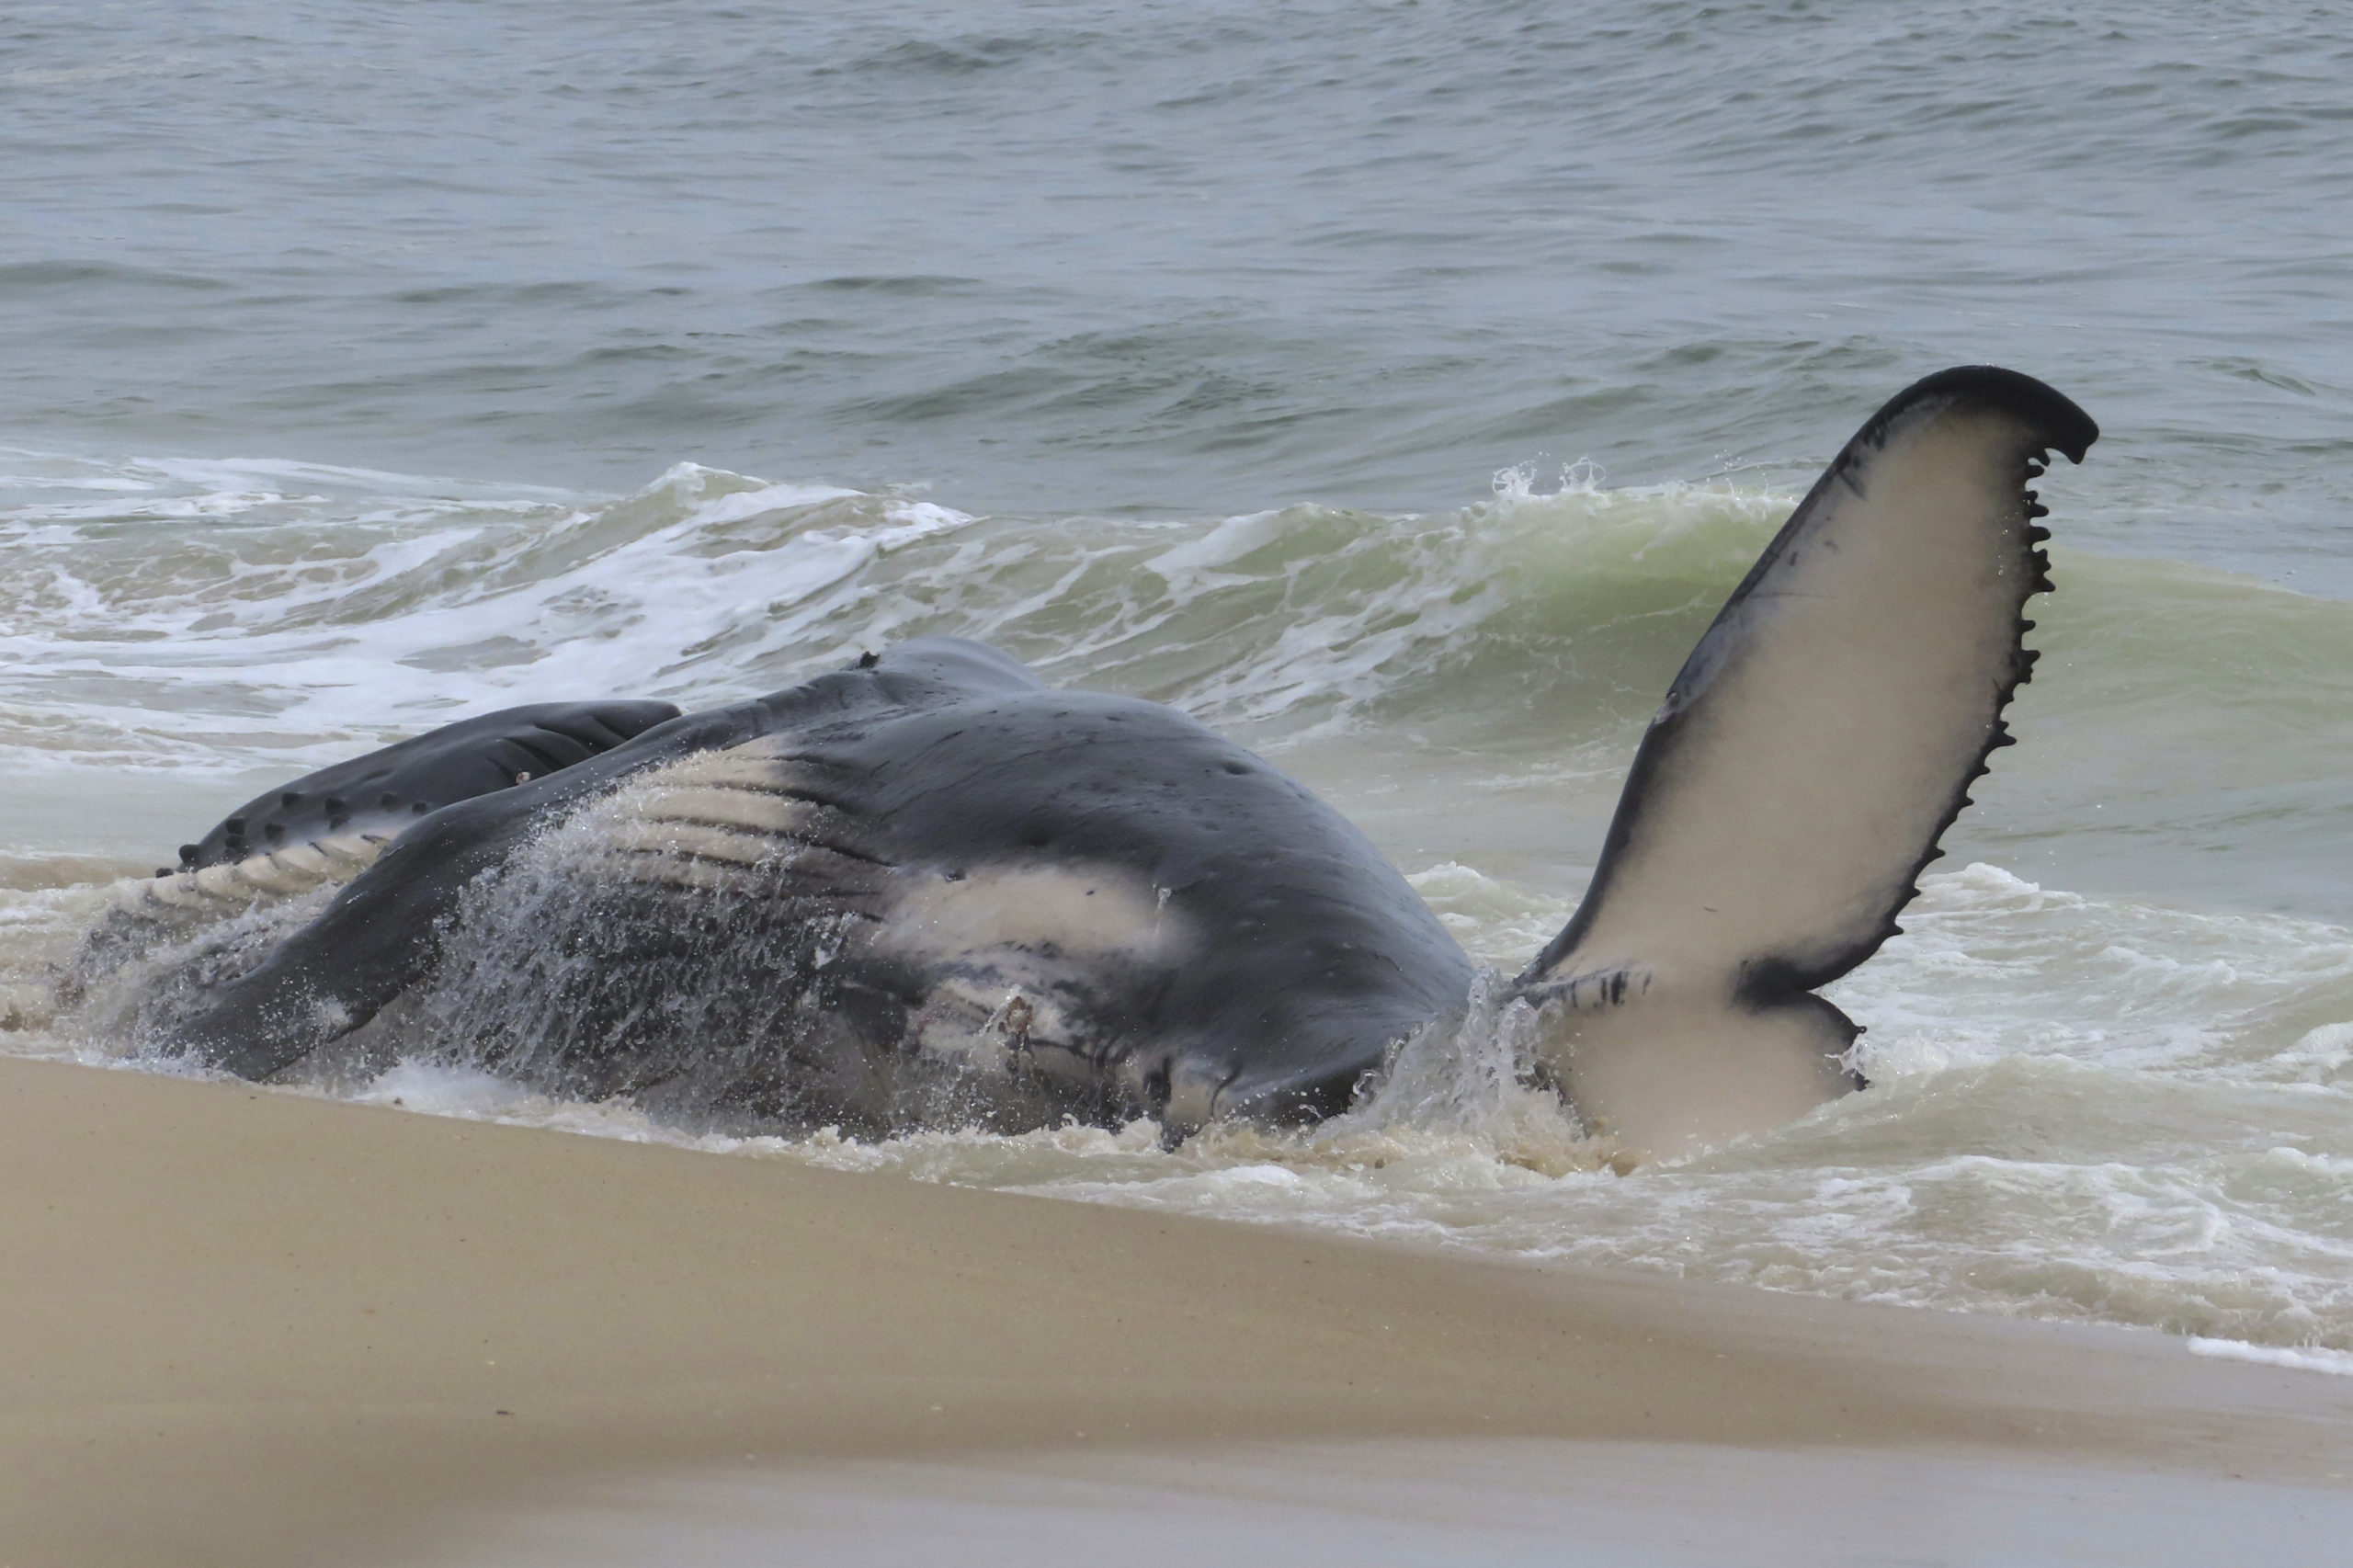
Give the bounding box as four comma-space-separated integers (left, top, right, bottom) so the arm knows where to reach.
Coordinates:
82, 367, 2096, 1161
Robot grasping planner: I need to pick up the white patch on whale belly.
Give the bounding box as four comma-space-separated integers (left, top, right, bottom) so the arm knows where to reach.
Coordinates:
881, 864, 1190, 965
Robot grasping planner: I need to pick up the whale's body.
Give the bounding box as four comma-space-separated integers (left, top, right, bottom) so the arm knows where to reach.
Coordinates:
160, 642, 1477, 1136
108, 369, 2097, 1157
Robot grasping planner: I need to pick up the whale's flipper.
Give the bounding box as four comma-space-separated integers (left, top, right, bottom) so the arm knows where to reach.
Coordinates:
1517, 367, 2097, 1159
176, 699, 685, 871
75, 699, 687, 988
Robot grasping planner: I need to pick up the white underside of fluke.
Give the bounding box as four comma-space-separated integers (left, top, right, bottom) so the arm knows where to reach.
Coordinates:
1523, 374, 2088, 1159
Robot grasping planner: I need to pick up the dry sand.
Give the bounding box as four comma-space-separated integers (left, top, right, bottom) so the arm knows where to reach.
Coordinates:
4, 1052, 2349, 1567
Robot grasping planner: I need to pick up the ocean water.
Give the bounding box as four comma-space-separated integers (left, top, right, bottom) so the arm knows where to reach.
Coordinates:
6, 1, 2353, 1354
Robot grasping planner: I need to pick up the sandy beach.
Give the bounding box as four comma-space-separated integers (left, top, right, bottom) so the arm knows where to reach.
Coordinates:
4, 1051, 2349, 1566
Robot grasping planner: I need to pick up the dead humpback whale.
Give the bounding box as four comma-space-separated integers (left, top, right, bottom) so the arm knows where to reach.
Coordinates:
110, 367, 2095, 1157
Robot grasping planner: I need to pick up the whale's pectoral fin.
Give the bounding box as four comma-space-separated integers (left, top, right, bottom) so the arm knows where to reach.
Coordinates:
160, 789, 551, 1078
178, 699, 683, 871
154, 702, 710, 1078
1517, 367, 2097, 1159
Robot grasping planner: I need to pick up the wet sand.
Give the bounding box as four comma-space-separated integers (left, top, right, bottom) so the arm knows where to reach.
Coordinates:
4, 1052, 2349, 1567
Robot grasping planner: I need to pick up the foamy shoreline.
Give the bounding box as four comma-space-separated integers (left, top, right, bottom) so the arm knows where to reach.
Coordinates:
5, 1053, 2349, 1566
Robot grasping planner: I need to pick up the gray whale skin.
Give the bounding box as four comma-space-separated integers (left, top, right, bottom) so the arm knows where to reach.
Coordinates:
144, 367, 2096, 1158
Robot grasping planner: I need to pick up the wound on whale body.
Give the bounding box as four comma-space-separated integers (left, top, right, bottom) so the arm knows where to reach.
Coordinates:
115, 368, 2095, 1159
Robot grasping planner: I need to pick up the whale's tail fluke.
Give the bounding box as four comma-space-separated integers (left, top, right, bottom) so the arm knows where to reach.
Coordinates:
1517, 367, 2097, 1159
